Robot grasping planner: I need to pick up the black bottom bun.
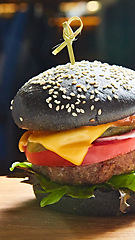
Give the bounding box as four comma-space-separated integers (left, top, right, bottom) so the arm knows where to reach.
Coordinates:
33, 184, 135, 216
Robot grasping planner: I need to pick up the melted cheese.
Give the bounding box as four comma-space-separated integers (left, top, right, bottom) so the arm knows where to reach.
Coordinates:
19, 124, 112, 165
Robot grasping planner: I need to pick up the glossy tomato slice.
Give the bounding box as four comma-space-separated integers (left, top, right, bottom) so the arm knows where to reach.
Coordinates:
25, 147, 74, 166
25, 137, 135, 167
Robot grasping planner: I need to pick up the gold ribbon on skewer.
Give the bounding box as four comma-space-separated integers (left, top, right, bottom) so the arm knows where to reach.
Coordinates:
52, 16, 83, 65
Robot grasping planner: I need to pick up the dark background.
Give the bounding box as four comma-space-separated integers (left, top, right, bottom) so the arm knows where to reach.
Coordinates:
0, 0, 135, 175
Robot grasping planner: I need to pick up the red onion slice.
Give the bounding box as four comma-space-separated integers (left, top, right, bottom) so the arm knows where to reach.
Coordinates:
95, 129, 135, 142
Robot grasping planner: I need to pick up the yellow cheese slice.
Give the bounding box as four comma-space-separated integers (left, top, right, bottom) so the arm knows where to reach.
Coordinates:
19, 124, 111, 166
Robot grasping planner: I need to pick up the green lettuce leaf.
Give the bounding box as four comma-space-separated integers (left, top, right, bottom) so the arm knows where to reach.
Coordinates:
108, 172, 135, 191
40, 187, 67, 207
10, 161, 32, 171
9, 161, 135, 208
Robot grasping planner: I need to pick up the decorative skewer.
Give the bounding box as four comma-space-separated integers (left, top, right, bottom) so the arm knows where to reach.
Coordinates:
52, 16, 83, 65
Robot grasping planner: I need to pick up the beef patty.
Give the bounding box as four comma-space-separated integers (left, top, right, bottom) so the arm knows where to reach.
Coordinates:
32, 149, 135, 186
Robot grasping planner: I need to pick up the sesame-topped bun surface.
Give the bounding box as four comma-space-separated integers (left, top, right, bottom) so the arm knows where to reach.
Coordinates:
11, 60, 135, 131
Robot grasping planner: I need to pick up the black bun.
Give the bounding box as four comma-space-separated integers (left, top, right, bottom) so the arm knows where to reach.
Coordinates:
33, 184, 135, 216
11, 60, 135, 131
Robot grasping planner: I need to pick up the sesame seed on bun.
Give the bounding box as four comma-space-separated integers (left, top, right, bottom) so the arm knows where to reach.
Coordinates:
11, 60, 135, 131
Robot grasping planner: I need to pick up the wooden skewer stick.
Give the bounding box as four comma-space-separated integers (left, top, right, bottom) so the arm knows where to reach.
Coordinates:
52, 16, 83, 65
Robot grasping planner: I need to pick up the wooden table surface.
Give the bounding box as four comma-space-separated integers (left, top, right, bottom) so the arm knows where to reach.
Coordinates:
1, 176, 135, 240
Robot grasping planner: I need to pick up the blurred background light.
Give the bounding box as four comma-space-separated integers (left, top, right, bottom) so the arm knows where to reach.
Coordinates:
86, 1, 102, 13
59, 1, 102, 17
0, 3, 18, 15
34, 2, 44, 18
0, 3, 28, 17
60, 2, 87, 17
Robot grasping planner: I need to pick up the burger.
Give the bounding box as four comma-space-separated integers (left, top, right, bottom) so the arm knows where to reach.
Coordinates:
10, 60, 135, 216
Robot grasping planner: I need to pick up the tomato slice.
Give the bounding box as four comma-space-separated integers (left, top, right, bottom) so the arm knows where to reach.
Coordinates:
25, 137, 135, 166
25, 147, 74, 166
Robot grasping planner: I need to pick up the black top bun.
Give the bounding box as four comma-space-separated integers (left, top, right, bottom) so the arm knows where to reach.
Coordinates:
11, 60, 135, 131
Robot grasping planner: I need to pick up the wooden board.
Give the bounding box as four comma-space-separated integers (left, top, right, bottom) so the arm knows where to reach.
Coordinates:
1, 176, 135, 240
